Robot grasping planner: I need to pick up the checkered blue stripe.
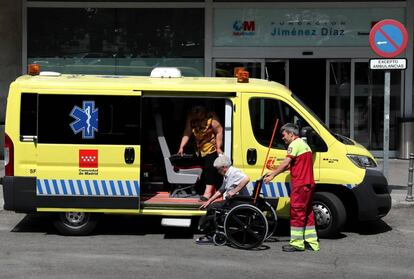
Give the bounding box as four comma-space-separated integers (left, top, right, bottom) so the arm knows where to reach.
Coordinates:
246, 182, 354, 197
246, 181, 291, 198
37, 179, 140, 197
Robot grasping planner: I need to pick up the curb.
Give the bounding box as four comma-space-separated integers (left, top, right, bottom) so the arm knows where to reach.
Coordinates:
390, 187, 414, 208
391, 200, 414, 208
389, 185, 408, 190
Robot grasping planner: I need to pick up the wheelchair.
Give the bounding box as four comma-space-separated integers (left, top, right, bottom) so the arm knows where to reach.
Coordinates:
204, 180, 278, 249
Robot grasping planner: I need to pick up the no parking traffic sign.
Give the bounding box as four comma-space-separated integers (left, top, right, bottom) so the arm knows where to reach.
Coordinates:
369, 20, 408, 180
369, 19, 408, 58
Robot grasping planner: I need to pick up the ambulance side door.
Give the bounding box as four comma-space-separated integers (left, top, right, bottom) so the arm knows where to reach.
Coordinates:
36, 92, 141, 210
240, 94, 291, 201
241, 94, 321, 213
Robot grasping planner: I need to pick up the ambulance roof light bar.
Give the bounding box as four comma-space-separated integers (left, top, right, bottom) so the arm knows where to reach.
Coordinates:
28, 64, 61, 76
150, 67, 182, 78
28, 64, 41, 76
234, 67, 249, 83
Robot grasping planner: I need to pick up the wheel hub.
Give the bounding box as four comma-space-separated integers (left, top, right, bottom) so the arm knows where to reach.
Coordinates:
65, 212, 86, 226
313, 203, 331, 229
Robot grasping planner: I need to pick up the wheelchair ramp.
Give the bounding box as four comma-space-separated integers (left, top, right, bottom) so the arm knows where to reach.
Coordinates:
141, 191, 204, 209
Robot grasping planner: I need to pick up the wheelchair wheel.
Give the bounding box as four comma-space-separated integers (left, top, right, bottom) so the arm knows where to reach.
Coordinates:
224, 204, 268, 249
213, 232, 227, 246
260, 201, 278, 240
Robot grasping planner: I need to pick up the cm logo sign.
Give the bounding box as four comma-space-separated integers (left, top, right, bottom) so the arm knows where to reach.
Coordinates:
233, 20, 255, 36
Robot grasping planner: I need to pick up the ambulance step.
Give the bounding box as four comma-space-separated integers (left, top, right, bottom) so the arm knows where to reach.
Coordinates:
161, 218, 191, 227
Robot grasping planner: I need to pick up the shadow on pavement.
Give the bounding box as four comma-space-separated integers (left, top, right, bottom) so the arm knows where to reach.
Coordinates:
97, 215, 197, 239
319, 233, 347, 240
344, 219, 392, 235
10, 213, 284, 250
12, 213, 390, 243
11, 213, 198, 239
11, 213, 292, 246
12, 213, 56, 234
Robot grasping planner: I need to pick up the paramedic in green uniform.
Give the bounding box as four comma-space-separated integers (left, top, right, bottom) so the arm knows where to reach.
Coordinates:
264, 123, 320, 252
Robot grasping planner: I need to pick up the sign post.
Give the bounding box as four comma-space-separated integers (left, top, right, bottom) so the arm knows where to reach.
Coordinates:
369, 19, 408, 180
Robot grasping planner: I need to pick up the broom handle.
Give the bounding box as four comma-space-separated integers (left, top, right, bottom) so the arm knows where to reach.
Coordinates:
260, 118, 279, 178
253, 118, 279, 204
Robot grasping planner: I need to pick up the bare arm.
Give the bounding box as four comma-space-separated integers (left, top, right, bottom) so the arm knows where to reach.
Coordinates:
212, 115, 224, 154
263, 157, 292, 184
178, 116, 192, 155
227, 177, 250, 198
200, 190, 223, 209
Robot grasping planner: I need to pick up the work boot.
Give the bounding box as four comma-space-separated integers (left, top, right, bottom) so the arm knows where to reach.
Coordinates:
305, 242, 320, 251
282, 244, 304, 252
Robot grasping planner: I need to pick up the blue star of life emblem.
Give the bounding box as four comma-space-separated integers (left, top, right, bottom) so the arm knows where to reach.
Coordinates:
69, 101, 98, 139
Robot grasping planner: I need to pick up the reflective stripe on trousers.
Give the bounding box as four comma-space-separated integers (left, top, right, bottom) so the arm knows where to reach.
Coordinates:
289, 184, 320, 251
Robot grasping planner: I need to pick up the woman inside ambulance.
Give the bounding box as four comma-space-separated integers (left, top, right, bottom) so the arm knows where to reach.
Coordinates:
177, 106, 224, 201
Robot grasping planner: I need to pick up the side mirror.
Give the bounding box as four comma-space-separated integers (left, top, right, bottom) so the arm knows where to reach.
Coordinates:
300, 126, 312, 138
300, 126, 327, 152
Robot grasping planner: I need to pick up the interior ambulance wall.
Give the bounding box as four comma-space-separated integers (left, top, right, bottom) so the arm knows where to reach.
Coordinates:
0, 0, 22, 159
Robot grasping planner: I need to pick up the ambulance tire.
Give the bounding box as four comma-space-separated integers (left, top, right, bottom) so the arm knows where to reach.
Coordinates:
54, 212, 98, 236
313, 192, 346, 238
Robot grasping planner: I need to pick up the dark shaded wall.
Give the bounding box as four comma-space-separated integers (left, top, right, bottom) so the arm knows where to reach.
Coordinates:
0, 0, 22, 158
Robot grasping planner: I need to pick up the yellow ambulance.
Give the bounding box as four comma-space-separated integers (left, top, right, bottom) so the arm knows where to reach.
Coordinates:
1, 66, 391, 237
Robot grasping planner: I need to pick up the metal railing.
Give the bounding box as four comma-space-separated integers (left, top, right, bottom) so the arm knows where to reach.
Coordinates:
406, 153, 414, 202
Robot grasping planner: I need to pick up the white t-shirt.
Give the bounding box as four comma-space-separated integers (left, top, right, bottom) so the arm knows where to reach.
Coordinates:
218, 166, 250, 199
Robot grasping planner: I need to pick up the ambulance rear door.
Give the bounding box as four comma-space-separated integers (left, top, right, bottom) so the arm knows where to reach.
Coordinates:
35, 91, 141, 211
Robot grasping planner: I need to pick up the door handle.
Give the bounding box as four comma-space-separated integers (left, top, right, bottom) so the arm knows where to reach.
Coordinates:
247, 148, 257, 165
20, 135, 37, 142
124, 147, 135, 164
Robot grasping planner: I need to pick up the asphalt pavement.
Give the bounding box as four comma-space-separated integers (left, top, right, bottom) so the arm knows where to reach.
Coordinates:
1, 162, 413, 279
0, 207, 413, 279
0, 160, 413, 208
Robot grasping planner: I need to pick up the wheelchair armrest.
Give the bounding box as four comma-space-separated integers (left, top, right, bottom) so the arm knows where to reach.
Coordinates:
227, 195, 254, 202
169, 153, 202, 168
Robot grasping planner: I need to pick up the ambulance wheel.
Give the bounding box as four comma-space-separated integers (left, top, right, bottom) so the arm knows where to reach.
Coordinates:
313, 192, 346, 238
224, 204, 268, 249
54, 212, 98, 236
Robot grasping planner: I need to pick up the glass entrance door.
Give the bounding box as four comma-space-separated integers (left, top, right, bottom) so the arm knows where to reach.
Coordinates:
214, 60, 262, 78
216, 59, 403, 154
265, 60, 288, 86
326, 59, 403, 154
213, 59, 288, 85
327, 60, 351, 137
354, 61, 402, 152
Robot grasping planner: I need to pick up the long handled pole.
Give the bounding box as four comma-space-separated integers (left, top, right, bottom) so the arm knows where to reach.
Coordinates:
254, 118, 279, 203
260, 118, 279, 177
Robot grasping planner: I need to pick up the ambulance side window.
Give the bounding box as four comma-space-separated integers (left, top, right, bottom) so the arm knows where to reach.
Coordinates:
20, 93, 38, 138
37, 94, 140, 145
249, 98, 286, 150
249, 98, 327, 151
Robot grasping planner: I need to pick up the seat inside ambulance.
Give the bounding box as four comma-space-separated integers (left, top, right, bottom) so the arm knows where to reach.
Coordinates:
140, 97, 228, 200
154, 113, 202, 197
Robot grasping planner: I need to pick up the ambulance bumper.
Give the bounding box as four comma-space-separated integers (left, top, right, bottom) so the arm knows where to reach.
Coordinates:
352, 169, 391, 221
2, 176, 37, 213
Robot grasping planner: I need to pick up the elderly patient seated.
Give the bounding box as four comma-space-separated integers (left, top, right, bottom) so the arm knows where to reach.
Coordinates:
196, 154, 250, 244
